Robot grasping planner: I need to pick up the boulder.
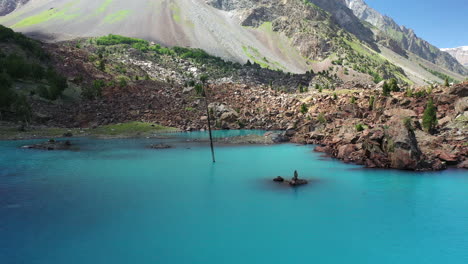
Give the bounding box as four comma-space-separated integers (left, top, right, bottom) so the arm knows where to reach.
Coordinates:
149, 143, 172, 149
220, 111, 239, 123
273, 176, 284, 182
384, 117, 422, 170
449, 83, 468, 97
455, 97, 468, 115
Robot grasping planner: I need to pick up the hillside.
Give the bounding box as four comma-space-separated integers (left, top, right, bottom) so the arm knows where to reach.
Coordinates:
345, 0, 467, 76
1, 25, 467, 170
0, 0, 466, 86
442, 46, 468, 67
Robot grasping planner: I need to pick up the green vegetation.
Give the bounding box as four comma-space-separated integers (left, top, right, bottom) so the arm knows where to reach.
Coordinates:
350, 96, 356, 104
300, 104, 309, 114
91, 122, 177, 137
389, 78, 400, 92
422, 98, 437, 134
12, 2, 79, 28
355, 124, 365, 132
338, 38, 409, 84
419, 64, 459, 84
104, 10, 131, 24
333, 93, 338, 100
317, 113, 326, 124
382, 81, 390, 96
82, 80, 105, 100
0, 122, 178, 140
403, 117, 413, 131
369, 96, 375, 110
0, 25, 68, 122
194, 83, 204, 96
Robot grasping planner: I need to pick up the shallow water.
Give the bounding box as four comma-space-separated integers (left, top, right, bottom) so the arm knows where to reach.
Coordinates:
1, 132, 468, 264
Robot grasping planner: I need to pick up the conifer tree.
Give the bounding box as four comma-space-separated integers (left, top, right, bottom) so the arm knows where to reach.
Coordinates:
422, 98, 437, 134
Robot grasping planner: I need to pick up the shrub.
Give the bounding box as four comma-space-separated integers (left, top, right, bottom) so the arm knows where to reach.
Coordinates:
333, 93, 337, 100
82, 80, 105, 100
46, 70, 68, 100
355, 123, 365, 132
300, 103, 308, 114
195, 83, 204, 96
382, 81, 390, 96
118, 77, 127, 87
422, 98, 437, 134
36, 85, 49, 99
350, 96, 356, 104
199, 74, 208, 84
389, 78, 400, 92
369, 95, 375, 110
0, 72, 15, 110
317, 112, 326, 124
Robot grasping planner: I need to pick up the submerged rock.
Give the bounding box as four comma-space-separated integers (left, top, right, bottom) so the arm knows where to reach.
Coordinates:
22, 139, 73, 151
273, 176, 284, 182
149, 143, 173, 149
289, 179, 308, 186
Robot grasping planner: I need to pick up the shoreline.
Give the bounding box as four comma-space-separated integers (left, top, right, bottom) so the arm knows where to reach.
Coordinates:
3, 124, 466, 172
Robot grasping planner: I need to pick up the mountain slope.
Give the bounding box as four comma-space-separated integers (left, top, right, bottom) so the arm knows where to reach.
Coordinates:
441, 46, 468, 67
345, 0, 467, 76
0, 0, 465, 85
0, 0, 29, 16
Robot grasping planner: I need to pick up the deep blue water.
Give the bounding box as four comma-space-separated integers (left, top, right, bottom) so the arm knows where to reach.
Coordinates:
1, 131, 468, 264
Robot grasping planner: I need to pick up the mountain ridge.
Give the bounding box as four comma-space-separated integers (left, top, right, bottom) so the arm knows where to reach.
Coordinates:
441, 46, 468, 67
345, 0, 467, 76
0, 0, 466, 85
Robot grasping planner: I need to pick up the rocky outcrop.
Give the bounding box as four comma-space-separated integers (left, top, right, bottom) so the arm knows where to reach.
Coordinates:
0, 0, 28, 16
384, 117, 422, 170
346, 0, 468, 75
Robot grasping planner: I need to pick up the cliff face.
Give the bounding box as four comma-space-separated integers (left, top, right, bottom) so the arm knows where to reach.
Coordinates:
442, 47, 468, 67
345, 0, 468, 76
0, 0, 29, 16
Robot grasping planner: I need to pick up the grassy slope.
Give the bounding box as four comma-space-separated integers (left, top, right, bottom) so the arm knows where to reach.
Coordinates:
0, 122, 178, 140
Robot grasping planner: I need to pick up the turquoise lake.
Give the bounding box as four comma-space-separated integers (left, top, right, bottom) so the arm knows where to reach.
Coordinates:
1, 131, 468, 263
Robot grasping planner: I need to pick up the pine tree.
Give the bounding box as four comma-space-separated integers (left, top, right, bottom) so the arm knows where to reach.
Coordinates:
369, 96, 375, 110
444, 77, 449, 87
422, 98, 437, 134
300, 103, 308, 114
389, 78, 400, 92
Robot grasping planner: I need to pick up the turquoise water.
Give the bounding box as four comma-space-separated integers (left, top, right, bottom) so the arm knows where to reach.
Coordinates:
1, 132, 468, 264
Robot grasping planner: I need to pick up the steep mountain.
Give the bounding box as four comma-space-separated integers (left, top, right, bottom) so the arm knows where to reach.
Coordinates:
345, 0, 467, 76
0, 0, 29, 16
441, 46, 468, 67
0, 0, 466, 85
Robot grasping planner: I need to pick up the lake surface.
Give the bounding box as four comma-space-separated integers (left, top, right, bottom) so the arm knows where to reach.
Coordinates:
1, 131, 468, 264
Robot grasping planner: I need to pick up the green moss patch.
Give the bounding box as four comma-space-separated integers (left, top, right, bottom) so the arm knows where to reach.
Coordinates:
104, 10, 131, 24
0, 122, 177, 140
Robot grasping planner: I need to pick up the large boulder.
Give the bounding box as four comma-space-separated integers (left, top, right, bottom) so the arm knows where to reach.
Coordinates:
449, 82, 468, 97
384, 117, 422, 170
455, 97, 468, 115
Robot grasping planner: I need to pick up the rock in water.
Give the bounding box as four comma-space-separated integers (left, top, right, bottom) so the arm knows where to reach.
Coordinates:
149, 143, 172, 149
289, 179, 308, 187
273, 176, 285, 182
22, 140, 73, 151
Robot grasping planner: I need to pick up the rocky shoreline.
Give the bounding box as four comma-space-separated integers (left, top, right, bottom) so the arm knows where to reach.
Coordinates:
8, 81, 467, 171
